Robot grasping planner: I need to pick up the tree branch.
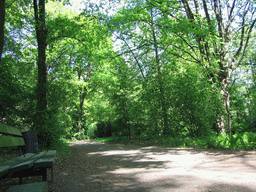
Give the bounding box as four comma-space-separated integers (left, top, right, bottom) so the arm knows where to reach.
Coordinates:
233, 15, 246, 61
233, 17, 256, 71
33, 0, 39, 32
105, 43, 152, 59
118, 34, 146, 79
166, 43, 200, 63
6, 0, 16, 8
213, 0, 225, 38
181, 0, 195, 20
173, 31, 200, 61
164, 44, 199, 64
193, 0, 199, 15
202, 0, 211, 26
225, 0, 236, 36
229, 0, 236, 19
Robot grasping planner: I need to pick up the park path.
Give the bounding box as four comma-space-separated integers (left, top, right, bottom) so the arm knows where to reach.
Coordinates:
52, 141, 256, 192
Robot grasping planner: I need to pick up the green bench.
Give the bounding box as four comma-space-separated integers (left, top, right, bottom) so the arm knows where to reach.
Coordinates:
0, 123, 56, 192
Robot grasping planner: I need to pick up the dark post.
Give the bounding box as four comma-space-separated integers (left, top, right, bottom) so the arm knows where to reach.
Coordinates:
22, 130, 39, 154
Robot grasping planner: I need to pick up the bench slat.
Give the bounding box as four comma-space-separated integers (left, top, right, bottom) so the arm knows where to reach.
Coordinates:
10, 152, 48, 173
34, 150, 56, 168
0, 151, 48, 178
0, 166, 9, 178
0, 153, 35, 177
0, 153, 33, 178
0, 135, 25, 147
0, 123, 23, 136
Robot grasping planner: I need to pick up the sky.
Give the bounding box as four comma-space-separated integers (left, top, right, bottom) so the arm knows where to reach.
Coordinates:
67, 0, 124, 16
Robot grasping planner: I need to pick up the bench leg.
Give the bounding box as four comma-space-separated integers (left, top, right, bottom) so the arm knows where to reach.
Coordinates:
42, 168, 47, 181
49, 167, 54, 190
19, 177, 22, 185
51, 167, 54, 183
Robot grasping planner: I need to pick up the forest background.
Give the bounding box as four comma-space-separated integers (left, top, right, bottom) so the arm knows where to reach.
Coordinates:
1, 0, 256, 152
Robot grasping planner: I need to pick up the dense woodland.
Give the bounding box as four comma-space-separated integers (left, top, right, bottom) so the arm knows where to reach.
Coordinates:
1, 0, 256, 150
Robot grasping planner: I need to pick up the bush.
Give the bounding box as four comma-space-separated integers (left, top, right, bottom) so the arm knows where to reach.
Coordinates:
242, 132, 256, 149
36, 109, 65, 150
215, 132, 256, 149
87, 122, 98, 139
95, 121, 113, 138
216, 133, 230, 148
99, 131, 256, 150
87, 121, 113, 139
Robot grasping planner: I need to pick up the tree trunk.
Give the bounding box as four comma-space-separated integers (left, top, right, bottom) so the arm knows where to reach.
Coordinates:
122, 100, 130, 139
33, 0, 48, 147
0, 0, 6, 59
217, 89, 231, 134
77, 65, 90, 139
218, 68, 232, 134
77, 86, 87, 139
151, 10, 169, 135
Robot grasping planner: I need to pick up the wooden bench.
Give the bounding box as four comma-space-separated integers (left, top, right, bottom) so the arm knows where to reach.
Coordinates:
0, 123, 56, 191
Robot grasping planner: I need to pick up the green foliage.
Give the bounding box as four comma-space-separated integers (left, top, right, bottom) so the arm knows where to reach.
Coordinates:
0, 147, 20, 163
2, 0, 256, 149
0, 58, 23, 119
52, 138, 72, 157
95, 121, 113, 138
214, 132, 256, 149
97, 132, 256, 150
87, 121, 115, 139
215, 133, 230, 148
87, 122, 98, 139
37, 109, 65, 150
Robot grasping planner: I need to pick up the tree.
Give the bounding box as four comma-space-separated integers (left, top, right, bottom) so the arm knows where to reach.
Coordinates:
108, 0, 256, 134
152, 0, 256, 134
33, 0, 48, 138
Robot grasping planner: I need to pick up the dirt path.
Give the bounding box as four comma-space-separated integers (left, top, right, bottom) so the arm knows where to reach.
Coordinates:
52, 141, 256, 192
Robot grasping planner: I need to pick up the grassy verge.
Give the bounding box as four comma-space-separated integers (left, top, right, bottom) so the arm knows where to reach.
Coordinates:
51, 138, 73, 161
90, 132, 256, 150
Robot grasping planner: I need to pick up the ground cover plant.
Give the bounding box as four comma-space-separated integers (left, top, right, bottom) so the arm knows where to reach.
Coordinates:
90, 132, 256, 150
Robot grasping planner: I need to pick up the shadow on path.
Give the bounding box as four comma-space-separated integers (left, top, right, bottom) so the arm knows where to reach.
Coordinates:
52, 141, 256, 192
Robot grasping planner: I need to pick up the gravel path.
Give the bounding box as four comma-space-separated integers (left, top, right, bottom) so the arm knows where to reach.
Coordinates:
52, 141, 256, 192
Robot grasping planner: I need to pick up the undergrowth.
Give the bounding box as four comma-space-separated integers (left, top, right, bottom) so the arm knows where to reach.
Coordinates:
91, 132, 256, 150
53, 138, 72, 159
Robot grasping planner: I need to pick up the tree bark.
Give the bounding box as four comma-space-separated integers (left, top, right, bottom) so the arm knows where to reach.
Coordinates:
0, 0, 6, 59
77, 65, 91, 139
77, 85, 87, 138
33, 0, 48, 144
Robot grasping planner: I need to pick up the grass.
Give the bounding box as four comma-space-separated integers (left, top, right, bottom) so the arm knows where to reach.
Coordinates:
51, 138, 73, 161
89, 132, 256, 150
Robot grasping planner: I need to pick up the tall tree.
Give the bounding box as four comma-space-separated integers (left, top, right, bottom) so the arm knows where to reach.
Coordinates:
45, 8, 108, 139
110, 0, 256, 134
158, 0, 255, 133
33, 0, 48, 146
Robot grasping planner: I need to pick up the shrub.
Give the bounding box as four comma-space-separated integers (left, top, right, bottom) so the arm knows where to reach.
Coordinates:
87, 122, 98, 139
242, 132, 256, 149
216, 133, 230, 148
93, 121, 113, 138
